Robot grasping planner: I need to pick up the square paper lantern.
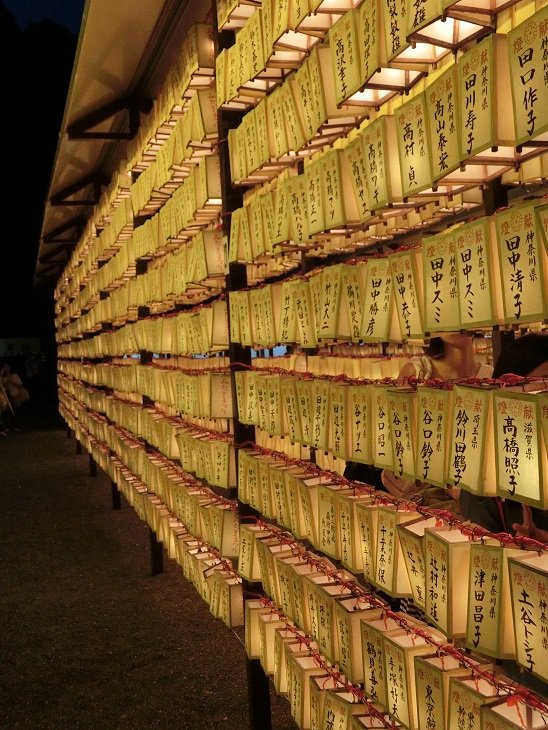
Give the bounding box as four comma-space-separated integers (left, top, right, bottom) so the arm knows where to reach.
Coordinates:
494, 202, 548, 325
374, 505, 421, 597
356, 500, 380, 585
424, 525, 472, 639
360, 256, 399, 344
415, 386, 453, 488
414, 654, 473, 730
287, 653, 327, 730
494, 388, 548, 509
383, 627, 447, 730
454, 217, 504, 329
447, 385, 497, 496
398, 516, 439, 611
456, 35, 531, 179
309, 674, 348, 730
273, 626, 307, 695
508, 551, 548, 683
481, 697, 548, 730
465, 540, 520, 660
395, 93, 435, 199
333, 596, 384, 684
360, 613, 425, 706
508, 5, 548, 148
390, 249, 425, 340
322, 691, 374, 729
422, 230, 461, 333
388, 387, 417, 480
448, 676, 506, 730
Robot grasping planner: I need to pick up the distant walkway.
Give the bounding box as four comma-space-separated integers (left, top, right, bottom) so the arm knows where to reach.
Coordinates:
0, 419, 293, 729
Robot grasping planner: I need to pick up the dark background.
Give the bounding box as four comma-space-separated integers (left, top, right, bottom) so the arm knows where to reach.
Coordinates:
0, 1, 83, 402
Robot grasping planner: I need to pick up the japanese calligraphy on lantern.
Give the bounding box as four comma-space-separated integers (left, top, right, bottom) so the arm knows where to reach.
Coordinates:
398, 517, 438, 611
371, 385, 394, 470
356, 0, 379, 83
508, 552, 548, 682
426, 65, 461, 181
416, 387, 451, 487
361, 257, 394, 342
466, 542, 519, 659
423, 231, 461, 332
329, 9, 362, 105
320, 264, 343, 339
349, 384, 373, 464
448, 677, 500, 730
362, 116, 392, 210
342, 133, 372, 221
458, 35, 499, 159
390, 251, 424, 339
388, 389, 417, 480
448, 385, 495, 495
330, 382, 350, 460
286, 175, 310, 245
321, 149, 346, 230
495, 202, 547, 324
375, 506, 416, 596
425, 527, 471, 638
383, 0, 408, 60
454, 218, 499, 327
415, 656, 469, 730
395, 92, 433, 197
292, 280, 317, 347
305, 157, 325, 236
341, 263, 365, 343
508, 5, 548, 146
494, 390, 547, 509
356, 501, 378, 584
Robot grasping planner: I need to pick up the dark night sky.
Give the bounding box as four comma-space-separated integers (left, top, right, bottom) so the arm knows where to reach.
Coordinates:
0, 0, 85, 380
2, 0, 84, 34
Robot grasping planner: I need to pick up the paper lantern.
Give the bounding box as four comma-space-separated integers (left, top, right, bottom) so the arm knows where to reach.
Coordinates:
494, 202, 548, 325
447, 385, 496, 497
465, 540, 520, 660
394, 92, 435, 199
414, 654, 473, 730
508, 551, 548, 682
388, 388, 417, 480
360, 255, 400, 343
356, 500, 379, 585
333, 596, 384, 683
334, 492, 372, 574
494, 388, 548, 509
322, 691, 375, 729
481, 697, 548, 730
424, 525, 472, 638
307, 577, 354, 664
390, 249, 425, 340
273, 625, 307, 695
287, 653, 328, 730
374, 505, 421, 597
384, 627, 447, 730
448, 676, 506, 730
422, 230, 461, 333
360, 613, 424, 706
238, 523, 272, 582
414, 386, 452, 487
398, 516, 439, 611
454, 217, 503, 329
258, 609, 288, 675
508, 5, 548, 148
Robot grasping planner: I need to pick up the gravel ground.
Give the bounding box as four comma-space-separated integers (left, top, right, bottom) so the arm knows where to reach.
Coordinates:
0, 412, 295, 729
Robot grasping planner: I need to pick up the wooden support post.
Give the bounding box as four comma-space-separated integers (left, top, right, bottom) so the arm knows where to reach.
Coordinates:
89, 454, 97, 477
76, 440, 82, 455
111, 480, 121, 510
149, 528, 164, 575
